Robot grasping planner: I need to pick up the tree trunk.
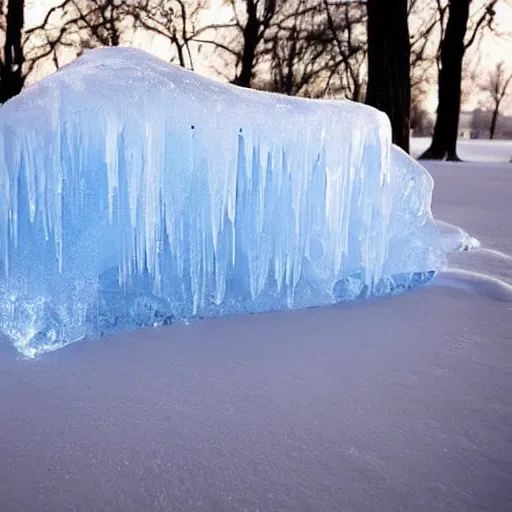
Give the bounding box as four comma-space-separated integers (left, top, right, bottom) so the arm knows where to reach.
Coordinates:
0, 0, 25, 103
233, 1, 260, 88
365, 0, 411, 153
419, 0, 470, 161
489, 102, 499, 139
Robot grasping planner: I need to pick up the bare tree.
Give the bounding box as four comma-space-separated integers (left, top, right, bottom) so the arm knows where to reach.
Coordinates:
24, 0, 205, 78
262, 0, 323, 95
470, 107, 488, 138
420, 0, 498, 160
480, 61, 512, 139
366, 0, 410, 152
0, 0, 25, 103
410, 83, 434, 137
258, 0, 366, 99
24, 0, 133, 77
193, 0, 278, 87
130, 0, 206, 69
409, 0, 443, 87
321, 0, 366, 101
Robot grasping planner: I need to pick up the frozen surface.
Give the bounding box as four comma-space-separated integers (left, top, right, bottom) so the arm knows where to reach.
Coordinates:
1, 156, 511, 512
0, 48, 447, 356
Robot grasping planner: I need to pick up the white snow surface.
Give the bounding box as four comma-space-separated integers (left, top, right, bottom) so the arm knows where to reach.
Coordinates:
412, 137, 512, 163
0, 144, 511, 511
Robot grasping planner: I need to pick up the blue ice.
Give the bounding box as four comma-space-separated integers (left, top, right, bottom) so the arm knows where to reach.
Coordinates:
0, 48, 446, 357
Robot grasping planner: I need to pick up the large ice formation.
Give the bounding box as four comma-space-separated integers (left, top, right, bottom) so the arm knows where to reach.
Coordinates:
0, 48, 446, 357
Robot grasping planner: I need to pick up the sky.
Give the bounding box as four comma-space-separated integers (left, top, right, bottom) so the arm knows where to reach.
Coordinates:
22, 0, 512, 114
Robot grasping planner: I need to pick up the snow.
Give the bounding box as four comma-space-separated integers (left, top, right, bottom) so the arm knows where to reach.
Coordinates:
411, 137, 512, 163
0, 48, 451, 357
0, 142, 511, 511
428, 156, 512, 302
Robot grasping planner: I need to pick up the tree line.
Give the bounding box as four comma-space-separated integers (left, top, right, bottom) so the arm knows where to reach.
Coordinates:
1, 0, 510, 160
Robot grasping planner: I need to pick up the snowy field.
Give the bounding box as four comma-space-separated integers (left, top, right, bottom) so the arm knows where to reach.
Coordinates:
411, 137, 512, 163
1, 139, 511, 511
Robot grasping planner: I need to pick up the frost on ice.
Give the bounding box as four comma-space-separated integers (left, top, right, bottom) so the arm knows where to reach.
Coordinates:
0, 48, 446, 357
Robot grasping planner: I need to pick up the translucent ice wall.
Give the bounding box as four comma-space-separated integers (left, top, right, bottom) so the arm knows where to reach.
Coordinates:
0, 48, 446, 356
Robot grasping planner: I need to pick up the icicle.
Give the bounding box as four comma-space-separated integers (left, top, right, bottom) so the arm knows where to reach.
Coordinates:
0, 47, 448, 357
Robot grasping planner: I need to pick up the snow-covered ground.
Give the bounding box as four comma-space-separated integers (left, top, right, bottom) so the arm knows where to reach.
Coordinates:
0, 140, 511, 511
411, 137, 512, 163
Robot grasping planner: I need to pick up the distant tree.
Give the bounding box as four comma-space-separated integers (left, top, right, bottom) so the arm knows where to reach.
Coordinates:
480, 61, 512, 139
24, 0, 132, 76
410, 85, 434, 137
234, 0, 277, 87
193, 0, 367, 97
320, 0, 366, 101
194, 0, 278, 87
420, 0, 497, 160
409, 0, 442, 87
130, 0, 206, 69
470, 107, 489, 138
365, 0, 410, 152
263, 0, 326, 96
25, 0, 204, 76
258, 0, 366, 99
0, 0, 25, 103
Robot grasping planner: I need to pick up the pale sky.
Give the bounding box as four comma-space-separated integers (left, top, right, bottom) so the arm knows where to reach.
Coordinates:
23, 0, 512, 114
